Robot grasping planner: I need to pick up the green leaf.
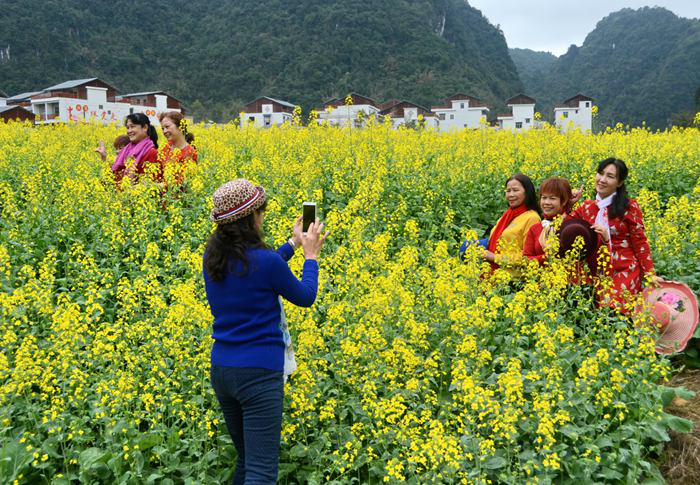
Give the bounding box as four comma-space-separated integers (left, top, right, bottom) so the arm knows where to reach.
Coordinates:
482, 455, 507, 469
646, 422, 670, 442
79, 447, 109, 468
146, 473, 164, 485
660, 386, 676, 407
599, 467, 623, 480
674, 387, 696, 401
560, 425, 580, 440
289, 444, 307, 458
138, 433, 163, 451
518, 449, 534, 461
666, 415, 693, 433
595, 436, 614, 449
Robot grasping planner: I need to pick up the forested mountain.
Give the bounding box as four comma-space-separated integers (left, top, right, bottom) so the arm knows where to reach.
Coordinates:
510, 7, 700, 129
508, 48, 556, 97
0, 0, 522, 121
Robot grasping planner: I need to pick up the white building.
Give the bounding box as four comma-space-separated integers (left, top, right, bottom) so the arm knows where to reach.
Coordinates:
554, 94, 594, 133
21, 78, 182, 125
0, 88, 7, 107
430, 94, 489, 132
117, 91, 185, 124
379, 100, 437, 129
313, 94, 380, 128
497, 94, 536, 131
240, 96, 295, 128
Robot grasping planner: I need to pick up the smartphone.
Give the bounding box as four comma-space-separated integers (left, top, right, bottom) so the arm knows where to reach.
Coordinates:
302, 202, 316, 233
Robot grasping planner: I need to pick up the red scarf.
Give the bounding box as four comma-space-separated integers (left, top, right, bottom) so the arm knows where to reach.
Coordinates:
488, 205, 528, 254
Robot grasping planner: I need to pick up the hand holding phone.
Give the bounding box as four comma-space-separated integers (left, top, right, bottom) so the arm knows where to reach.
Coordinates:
301, 218, 328, 260
302, 202, 316, 233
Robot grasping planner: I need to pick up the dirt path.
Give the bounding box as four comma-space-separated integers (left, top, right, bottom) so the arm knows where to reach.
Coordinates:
661, 368, 700, 484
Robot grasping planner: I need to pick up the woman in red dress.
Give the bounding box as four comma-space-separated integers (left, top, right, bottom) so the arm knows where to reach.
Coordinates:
158, 111, 198, 186
523, 177, 573, 265
571, 158, 660, 308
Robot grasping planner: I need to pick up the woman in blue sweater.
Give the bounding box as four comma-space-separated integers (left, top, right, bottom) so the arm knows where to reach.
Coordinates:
203, 179, 327, 484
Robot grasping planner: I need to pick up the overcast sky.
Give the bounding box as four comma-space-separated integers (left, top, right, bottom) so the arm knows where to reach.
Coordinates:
468, 1, 700, 55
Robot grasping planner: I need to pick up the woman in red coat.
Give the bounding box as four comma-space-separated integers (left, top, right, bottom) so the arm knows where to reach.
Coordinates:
523, 177, 574, 265
571, 158, 660, 308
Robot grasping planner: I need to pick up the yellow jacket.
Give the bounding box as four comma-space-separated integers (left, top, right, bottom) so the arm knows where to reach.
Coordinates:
490, 210, 541, 267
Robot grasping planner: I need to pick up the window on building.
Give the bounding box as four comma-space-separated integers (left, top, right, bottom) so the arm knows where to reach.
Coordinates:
450, 114, 454, 120
516, 122, 523, 129
460, 103, 464, 109
563, 112, 568, 118
575, 110, 579, 114
129, 108, 134, 114
585, 102, 590, 107
99, 105, 103, 110
438, 113, 445, 120
464, 124, 467, 127
525, 118, 531, 123
248, 116, 255, 123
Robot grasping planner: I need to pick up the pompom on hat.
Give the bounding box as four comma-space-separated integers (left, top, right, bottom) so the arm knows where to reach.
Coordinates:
210, 179, 266, 224
638, 279, 698, 354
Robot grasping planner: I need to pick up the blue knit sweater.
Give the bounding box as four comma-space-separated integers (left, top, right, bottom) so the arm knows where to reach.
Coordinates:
203, 243, 318, 371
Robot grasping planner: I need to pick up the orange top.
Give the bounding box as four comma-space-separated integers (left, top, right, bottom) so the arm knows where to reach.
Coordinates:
157, 142, 198, 185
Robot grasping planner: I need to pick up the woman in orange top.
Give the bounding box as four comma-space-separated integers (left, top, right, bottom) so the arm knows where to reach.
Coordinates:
158, 111, 198, 185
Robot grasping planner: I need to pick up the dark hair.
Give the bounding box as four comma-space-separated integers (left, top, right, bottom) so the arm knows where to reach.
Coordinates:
113, 134, 130, 151
125, 113, 158, 149
506, 173, 540, 215
540, 177, 573, 213
203, 202, 268, 281
159, 111, 195, 144
597, 157, 629, 219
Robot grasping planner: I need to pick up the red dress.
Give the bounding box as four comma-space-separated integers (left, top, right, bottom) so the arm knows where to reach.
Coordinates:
157, 142, 198, 185
571, 199, 655, 305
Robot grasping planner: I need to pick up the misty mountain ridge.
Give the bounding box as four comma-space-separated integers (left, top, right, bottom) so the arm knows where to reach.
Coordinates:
509, 7, 700, 128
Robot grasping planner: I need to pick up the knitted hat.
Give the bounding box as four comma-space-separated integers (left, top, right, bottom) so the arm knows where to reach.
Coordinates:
210, 179, 266, 224
639, 280, 699, 354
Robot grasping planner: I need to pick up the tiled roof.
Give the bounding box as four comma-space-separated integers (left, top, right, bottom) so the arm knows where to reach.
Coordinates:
506, 94, 536, 105
6, 91, 42, 102
43, 78, 99, 91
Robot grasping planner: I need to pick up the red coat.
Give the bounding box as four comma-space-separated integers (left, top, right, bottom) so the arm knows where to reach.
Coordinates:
571, 199, 654, 304
523, 214, 593, 284
113, 147, 159, 183
523, 222, 548, 265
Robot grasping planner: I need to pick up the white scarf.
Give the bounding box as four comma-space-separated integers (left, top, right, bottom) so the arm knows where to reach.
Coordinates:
278, 297, 297, 383
595, 193, 615, 245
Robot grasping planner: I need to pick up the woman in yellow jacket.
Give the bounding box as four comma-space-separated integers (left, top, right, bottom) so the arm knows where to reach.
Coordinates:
481, 173, 541, 271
